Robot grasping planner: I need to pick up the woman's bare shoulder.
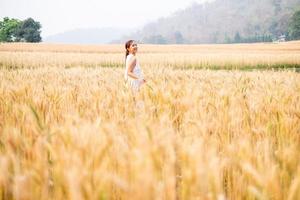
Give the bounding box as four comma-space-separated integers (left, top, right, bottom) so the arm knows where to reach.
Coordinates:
127, 54, 137, 62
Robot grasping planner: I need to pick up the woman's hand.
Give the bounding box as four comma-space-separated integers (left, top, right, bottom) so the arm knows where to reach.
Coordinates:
139, 78, 146, 85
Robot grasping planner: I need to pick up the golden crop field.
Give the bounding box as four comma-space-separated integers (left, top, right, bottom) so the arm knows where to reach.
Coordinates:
1, 41, 300, 70
0, 42, 300, 200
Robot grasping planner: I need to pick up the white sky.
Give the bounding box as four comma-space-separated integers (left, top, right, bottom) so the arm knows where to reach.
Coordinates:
0, 0, 212, 37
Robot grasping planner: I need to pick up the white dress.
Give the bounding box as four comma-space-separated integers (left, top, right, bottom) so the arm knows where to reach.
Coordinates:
124, 54, 144, 92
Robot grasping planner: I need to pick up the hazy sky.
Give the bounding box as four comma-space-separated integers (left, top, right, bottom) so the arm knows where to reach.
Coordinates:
0, 0, 212, 37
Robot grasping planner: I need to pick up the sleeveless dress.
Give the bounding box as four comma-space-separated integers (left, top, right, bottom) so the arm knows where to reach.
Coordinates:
124, 54, 144, 92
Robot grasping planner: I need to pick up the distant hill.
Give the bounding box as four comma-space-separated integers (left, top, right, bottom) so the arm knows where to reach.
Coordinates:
118, 0, 300, 44
43, 27, 135, 44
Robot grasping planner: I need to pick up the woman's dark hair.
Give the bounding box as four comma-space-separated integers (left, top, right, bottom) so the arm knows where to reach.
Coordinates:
125, 40, 134, 59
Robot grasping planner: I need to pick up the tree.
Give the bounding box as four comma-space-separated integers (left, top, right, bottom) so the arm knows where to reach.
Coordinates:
124, 0, 300, 44
234, 32, 241, 43
0, 17, 21, 42
0, 17, 42, 42
273, 0, 281, 15
288, 10, 300, 40
15, 18, 42, 42
224, 34, 232, 44
173, 31, 184, 44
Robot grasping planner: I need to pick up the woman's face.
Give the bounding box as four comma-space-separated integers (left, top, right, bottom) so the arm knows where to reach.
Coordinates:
128, 41, 138, 54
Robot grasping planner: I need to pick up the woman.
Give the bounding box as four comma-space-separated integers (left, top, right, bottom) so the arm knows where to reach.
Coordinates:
124, 40, 146, 93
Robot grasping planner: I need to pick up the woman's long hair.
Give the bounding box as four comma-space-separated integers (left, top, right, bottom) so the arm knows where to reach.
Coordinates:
125, 40, 134, 61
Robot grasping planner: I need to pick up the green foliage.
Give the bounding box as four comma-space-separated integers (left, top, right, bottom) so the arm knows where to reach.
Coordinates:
273, 0, 282, 15
288, 10, 300, 40
0, 17, 21, 42
228, 33, 273, 44
142, 31, 185, 44
172, 31, 184, 44
234, 32, 241, 43
15, 18, 42, 42
0, 17, 42, 42
224, 34, 232, 44
130, 0, 300, 44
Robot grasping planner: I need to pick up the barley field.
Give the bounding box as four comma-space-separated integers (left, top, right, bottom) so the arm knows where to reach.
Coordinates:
0, 42, 300, 200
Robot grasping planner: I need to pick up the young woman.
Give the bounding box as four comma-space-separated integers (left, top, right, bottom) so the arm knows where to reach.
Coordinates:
124, 40, 146, 93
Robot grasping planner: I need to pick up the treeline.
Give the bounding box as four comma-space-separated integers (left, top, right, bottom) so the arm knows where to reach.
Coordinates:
142, 31, 184, 44
121, 0, 300, 44
0, 17, 42, 42
225, 33, 273, 44
288, 9, 300, 40
225, 9, 300, 44
141, 32, 274, 44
